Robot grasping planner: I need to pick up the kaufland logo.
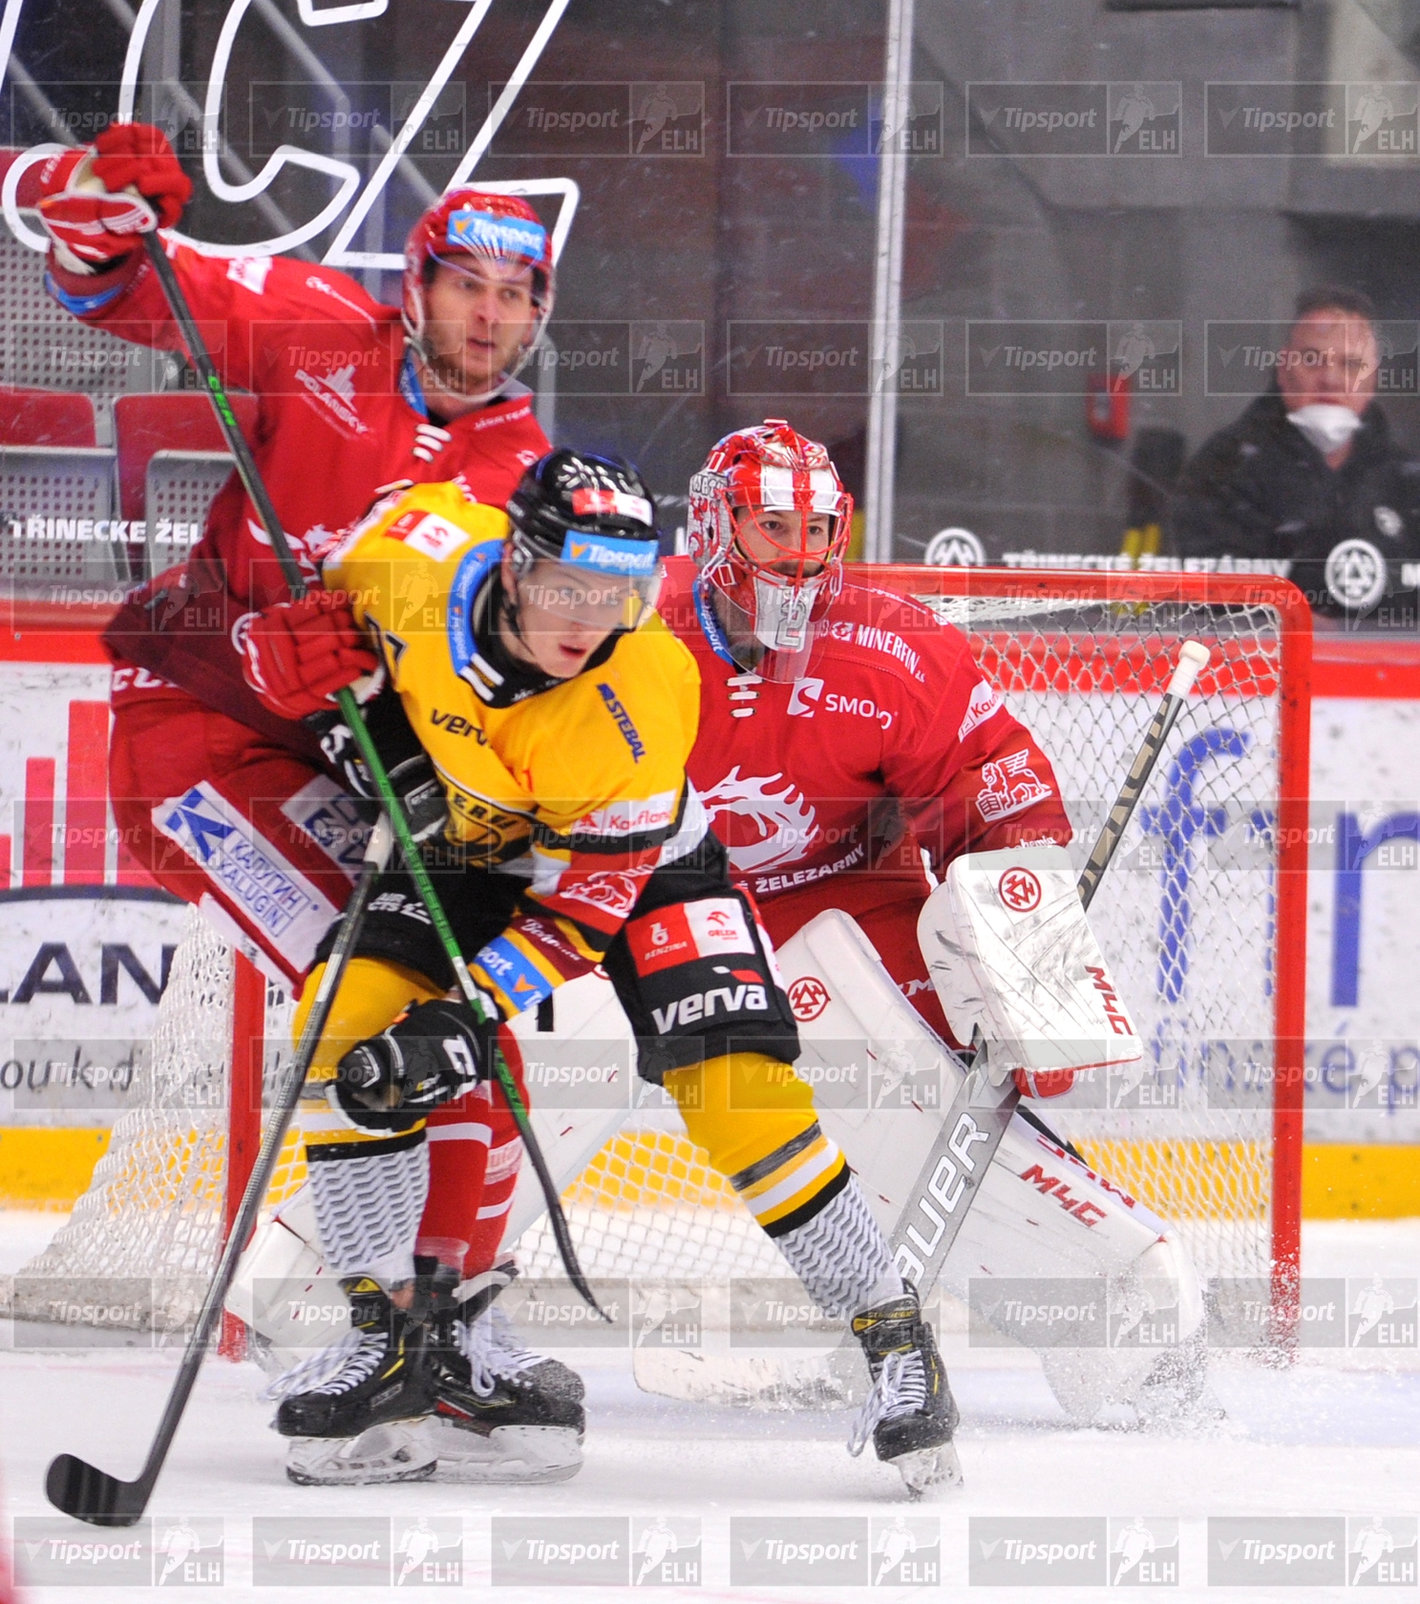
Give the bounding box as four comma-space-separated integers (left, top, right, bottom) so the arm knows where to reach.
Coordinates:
445, 207, 547, 262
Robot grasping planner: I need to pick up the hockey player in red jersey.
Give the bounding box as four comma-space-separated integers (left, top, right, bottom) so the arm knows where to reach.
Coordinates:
35, 122, 552, 981
666, 419, 1076, 1090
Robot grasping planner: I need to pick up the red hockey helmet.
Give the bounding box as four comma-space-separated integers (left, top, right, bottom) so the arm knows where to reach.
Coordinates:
402, 189, 555, 400
687, 419, 853, 679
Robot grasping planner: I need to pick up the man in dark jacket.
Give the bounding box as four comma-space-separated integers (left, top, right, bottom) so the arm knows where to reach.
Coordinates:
1169, 287, 1420, 626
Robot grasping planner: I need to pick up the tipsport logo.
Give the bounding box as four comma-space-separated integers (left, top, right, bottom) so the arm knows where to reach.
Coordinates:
1206, 82, 1420, 157
731, 1517, 869, 1586
970, 1517, 1108, 1585
1208, 1517, 1346, 1586
444, 208, 547, 263
493, 1518, 628, 1586
968, 82, 1181, 156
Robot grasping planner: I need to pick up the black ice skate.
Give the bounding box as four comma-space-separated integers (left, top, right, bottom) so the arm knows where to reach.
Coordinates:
271, 1275, 436, 1485
849, 1286, 963, 1496
424, 1259, 585, 1483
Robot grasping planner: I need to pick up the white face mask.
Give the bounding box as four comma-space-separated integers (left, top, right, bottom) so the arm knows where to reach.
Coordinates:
1287, 402, 1363, 456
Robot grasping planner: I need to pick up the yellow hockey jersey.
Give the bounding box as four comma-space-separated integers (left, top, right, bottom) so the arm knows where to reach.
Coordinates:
321, 479, 705, 1015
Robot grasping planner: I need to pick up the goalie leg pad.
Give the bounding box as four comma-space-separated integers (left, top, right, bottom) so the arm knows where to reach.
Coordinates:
301, 1125, 429, 1284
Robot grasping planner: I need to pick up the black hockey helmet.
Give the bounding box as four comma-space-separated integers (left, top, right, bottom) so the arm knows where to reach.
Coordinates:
505, 449, 664, 630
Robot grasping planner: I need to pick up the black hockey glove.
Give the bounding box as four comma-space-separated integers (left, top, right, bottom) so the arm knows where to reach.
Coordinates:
331, 998, 498, 1132
309, 683, 450, 844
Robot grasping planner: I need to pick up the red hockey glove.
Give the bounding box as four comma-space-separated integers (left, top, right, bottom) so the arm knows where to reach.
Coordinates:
1012, 1067, 1076, 1099
240, 591, 379, 720
38, 122, 191, 270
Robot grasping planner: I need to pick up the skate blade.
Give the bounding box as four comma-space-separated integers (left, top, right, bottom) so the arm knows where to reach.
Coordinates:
426, 1422, 584, 1485
285, 1423, 437, 1487
894, 1441, 964, 1499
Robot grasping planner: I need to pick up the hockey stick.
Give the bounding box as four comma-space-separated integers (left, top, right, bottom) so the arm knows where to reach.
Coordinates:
138, 234, 603, 1319
46, 815, 395, 1526
890, 638, 1213, 1296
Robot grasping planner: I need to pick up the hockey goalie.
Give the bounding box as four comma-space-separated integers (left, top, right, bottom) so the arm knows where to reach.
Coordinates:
232, 421, 1210, 1487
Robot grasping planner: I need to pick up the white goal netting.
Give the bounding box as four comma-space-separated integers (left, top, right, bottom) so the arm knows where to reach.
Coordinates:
5, 573, 1307, 1332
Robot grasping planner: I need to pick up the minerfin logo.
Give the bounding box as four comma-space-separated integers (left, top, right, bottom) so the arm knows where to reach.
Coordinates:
445, 208, 547, 261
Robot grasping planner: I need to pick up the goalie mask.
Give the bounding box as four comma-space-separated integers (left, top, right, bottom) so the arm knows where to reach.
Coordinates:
402, 189, 555, 402
687, 419, 853, 682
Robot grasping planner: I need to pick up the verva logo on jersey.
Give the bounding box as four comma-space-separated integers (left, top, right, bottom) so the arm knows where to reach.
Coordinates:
700, 766, 817, 873
997, 867, 1042, 913
788, 975, 831, 1021
976, 750, 1054, 823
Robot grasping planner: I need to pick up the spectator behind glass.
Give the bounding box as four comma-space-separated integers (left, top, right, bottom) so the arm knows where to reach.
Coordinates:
1168, 287, 1420, 628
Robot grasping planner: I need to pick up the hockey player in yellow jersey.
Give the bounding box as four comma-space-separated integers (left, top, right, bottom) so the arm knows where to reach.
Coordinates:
254, 451, 959, 1497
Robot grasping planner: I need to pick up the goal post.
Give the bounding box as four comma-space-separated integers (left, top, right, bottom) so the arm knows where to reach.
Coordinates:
7, 565, 1311, 1350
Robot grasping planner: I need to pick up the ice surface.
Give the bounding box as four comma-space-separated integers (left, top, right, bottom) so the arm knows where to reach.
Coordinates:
2, 1211, 1417, 1602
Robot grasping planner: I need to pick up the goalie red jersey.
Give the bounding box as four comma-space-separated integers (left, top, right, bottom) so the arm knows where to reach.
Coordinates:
657, 555, 1072, 1038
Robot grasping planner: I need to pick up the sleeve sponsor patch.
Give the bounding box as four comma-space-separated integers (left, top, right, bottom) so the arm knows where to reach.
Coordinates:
627, 896, 756, 975
575, 789, 679, 839
976, 749, 1055, 823
387, 510, 468, 563
958, 679, 1005, 740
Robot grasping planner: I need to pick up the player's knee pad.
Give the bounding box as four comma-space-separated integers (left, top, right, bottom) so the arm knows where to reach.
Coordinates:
666, 1052, 846, 1233
605, 891, 800, 1083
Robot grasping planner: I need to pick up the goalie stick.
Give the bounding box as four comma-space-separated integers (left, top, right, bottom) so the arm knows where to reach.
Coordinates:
883, 638, 1212, 1297
634, 638, 1211, 1407
46, 814, 394, 1526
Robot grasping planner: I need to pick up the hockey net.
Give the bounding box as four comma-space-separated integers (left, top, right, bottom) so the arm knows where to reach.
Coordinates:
8, 568, 1310, 1335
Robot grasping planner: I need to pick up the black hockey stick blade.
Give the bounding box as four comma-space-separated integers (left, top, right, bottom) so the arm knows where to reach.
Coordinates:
45, 1451, 153, 1529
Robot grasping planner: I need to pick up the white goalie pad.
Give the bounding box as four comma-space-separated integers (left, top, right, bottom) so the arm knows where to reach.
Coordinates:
921, 844, 1142, 1078
773, 910, 1204, 1419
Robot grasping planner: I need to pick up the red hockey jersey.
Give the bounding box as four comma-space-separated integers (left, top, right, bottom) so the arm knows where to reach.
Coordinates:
657, 558, 1072, 902
49, 238, 549, 610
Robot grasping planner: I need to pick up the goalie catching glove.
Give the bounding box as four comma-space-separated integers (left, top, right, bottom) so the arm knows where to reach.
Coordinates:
332, 998, 499, 1131
920, 843, 1141, 1098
